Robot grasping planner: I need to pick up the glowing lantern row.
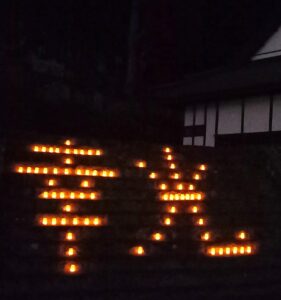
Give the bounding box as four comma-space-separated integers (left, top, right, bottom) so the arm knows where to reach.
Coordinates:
39, 190, 99, 200
158, 183, 195, 191
15, 165, 118, 177
38, 215, 106, 226
160, 192, 204, 201
31, 144, 103, 156
165, 205, 201, 214
205, 244, 256, 256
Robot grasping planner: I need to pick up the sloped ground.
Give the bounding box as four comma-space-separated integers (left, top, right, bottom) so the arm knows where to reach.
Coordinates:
1, 137, 281, 299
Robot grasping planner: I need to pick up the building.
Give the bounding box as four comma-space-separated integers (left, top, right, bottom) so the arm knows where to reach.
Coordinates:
149, 24, 281, 147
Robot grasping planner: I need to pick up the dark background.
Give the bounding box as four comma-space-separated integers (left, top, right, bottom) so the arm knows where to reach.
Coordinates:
1, 0, 281, 143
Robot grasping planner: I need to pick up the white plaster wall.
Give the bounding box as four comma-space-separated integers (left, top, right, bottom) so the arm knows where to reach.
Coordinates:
252, 25, 281, 60
183, 137, 192, 145
218, 100, 242, 134
272, 94, 281, 131
244, 96, 270, 133
194, 136, 204, 146
184, 106, 194, 126
195, 105, 204, 125
205, 103, 216, 147
183, 106, 194, 145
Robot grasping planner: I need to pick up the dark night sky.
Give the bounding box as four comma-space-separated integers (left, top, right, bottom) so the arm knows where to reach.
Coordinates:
1, 0, 281, 140
2, 0, 281, 87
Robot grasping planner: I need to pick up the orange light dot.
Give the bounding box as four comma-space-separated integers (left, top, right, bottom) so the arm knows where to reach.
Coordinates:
201, 232, 210, 241
80, 180, 90, 188
236, 231, 248, 240
65, 247, 76, 257
149, 172, 157, 179
17, 166, 24, 173
47, 179, 56, 186
166, 154, 173, 160
199, 164, 207, 171
73, 218, 79, 225
196, 218, 205, 226
64, 263, 79, 274
152, 232, 164, 241
93, 217, 100, 226
65, 232, 75, 241
160, 183, 167, 190
84, 218, 90, 225
62, 204, 72, 212
191, 206, 199, 213
210, 248, 216, 256
169, 163, 176, 169
246, 246, 252, 254
42, 217, 48, 225
176, 183, 183, 190
136, 161, 146, 168
163, 217, 172, 226
131, 246, 145, 256
188, 184, 195, 190
64, 140, 72, 146
168, 205, 177, 213
193, 173, 201, 180
64, 157, 73, 165
96, 149, 102, 156
163, 147, 172, 153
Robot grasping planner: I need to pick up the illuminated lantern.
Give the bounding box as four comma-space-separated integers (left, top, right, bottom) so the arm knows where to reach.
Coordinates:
195, 217, 206, 226
151, 232, 165, 241
130, 246, 146, 256
159, 183, 168, 190
47, 179, 57, 187
190, 205, 199, 213
163, 147, 172, 153
188, 184, 195, 190
201, 232, 211, 241
65, 247, 77, 257
65, 232, 75, 241
167, 205, 177, 214
235, 230, 249, 240
176, 183, 184, 190
62, 204, 73, 213
64, 157, 73, 165
64, 139, 73, 146
135, 161, 146, 168
81, 180, 91, 188
199, 164, 207, 171
165, 154, 174, 160
170, 173, 181, 180
64, 262, 80, 274
96, 149, 102, 156
163, 217, 173, 226
169, 163, 176, 169
149, 172, 158, 179
193, 173, 201, 180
